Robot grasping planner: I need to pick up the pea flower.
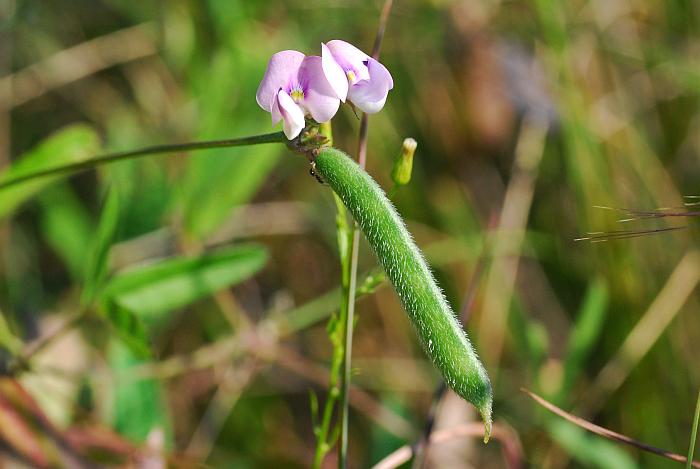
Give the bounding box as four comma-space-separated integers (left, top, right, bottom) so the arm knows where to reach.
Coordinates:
321, 40, 394, 114
256, 50, 341, 139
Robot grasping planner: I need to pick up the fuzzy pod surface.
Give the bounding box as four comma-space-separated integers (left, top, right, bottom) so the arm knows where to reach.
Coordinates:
314, 147, 493, 439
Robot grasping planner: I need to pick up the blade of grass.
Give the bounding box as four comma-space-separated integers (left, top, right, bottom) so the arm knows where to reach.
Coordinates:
584, 250, 700, 413
688, 389, 700, 469
0, 124, 100, 218
477, 113, 548, 369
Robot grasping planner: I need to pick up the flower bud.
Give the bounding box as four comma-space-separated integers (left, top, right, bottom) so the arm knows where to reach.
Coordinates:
391, 138, 417, 186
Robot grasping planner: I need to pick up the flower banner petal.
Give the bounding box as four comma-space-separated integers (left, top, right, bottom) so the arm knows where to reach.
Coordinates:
321, 43, 348, 102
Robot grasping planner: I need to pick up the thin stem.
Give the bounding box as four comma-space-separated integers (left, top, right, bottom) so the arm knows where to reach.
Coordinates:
688, 388, 700, 469
313, 121, 346, 469
339, 225, 360, 469
524, 388, 700, 468
371, 0, 395, 58
339, 2, 394, 467
0, 131, 286, 190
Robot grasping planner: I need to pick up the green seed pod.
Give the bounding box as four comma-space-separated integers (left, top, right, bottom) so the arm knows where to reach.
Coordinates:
391, 138, 417, 186
314, 147, 493, 440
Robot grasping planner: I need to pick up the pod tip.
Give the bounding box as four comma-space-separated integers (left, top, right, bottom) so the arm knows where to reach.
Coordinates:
480, 403, 493, 444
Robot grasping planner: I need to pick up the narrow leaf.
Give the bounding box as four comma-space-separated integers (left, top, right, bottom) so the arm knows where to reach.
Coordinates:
559, 277, 609, 399
110, 340, 171, 443
82, 187, 121, 305
103, 303, 151, 359
102, 244, 268, 323
0, 124, 100, 219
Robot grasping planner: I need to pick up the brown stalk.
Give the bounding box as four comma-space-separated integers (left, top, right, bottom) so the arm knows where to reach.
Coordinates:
523, 388, 700, 468
0, 23, 157, 111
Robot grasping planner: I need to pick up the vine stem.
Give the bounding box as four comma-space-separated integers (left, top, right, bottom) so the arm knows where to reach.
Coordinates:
0, 131, 286, 190
339, 1, 394, 468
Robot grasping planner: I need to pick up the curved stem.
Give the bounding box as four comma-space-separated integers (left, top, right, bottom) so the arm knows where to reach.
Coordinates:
0, 131, 286, 190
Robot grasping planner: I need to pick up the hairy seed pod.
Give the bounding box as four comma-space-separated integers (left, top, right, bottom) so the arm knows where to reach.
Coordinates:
314, 147, 493, 440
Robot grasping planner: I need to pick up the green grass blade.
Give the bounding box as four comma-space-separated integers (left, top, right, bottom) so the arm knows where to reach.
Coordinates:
101, 244, 268, 325
82, 187, 121, 306
110, 339, 171, 443
0, 124, 100, 218
688, 388, 700, 469
559, 277, 609, 401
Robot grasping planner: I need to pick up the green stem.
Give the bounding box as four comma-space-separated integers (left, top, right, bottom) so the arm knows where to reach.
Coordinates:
311, 193, 349, 469
339, 223, 359, 469
338, 5, 394, 464
688, 388, 700, 469
311, 313, 344, 468
0, 131, 286, 190
312, 121, 346, 469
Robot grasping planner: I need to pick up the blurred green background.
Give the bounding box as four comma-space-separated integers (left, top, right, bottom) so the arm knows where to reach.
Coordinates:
1, 0, 699, 467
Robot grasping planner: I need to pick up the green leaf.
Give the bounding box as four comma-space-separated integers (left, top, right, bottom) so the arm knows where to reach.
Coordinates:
559, 277, 609, 400
0, 124, 100, 219
80, 188, 148, 357
110, 339, 171, 443
82, 187, 121, 305
103, 302, 150, 359
180, 145, 280, 239
179, 37, 283, 239
547, 419, 636, 469
38, 185, 94, 281
0, 310, 21, 354
102, 244, 268, 324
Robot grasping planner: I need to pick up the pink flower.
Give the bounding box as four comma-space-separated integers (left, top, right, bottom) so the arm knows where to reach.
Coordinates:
321, 40, 394, 114
256, 50, 341, 139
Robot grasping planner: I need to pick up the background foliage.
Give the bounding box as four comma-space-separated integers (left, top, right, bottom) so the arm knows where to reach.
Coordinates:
1, 0, 699, 467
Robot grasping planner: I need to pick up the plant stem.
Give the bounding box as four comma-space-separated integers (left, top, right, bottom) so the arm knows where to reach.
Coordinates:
337, 109, 366, 469
338, 3, 393, 467
312, 121, 347, 469
688, 388, 700, 469
339, 221, 360, 469
0, 131, 286, 190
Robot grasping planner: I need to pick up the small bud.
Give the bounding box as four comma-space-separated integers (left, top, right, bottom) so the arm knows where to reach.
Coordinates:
391, 138, 417, 186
